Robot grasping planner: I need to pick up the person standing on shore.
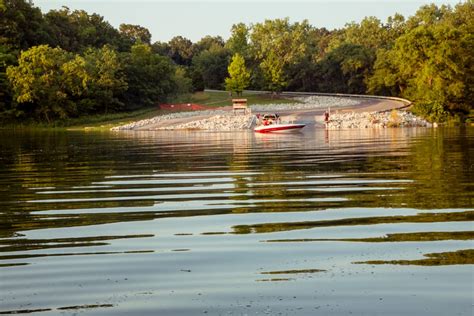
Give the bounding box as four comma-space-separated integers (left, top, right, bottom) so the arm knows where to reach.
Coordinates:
324, 110, 330, 128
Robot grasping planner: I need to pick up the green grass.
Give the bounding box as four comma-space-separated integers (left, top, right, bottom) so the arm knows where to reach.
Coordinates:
180, 90, 299, 107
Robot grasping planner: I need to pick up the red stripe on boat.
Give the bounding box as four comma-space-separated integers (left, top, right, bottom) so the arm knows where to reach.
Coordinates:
254, 124, 305, 133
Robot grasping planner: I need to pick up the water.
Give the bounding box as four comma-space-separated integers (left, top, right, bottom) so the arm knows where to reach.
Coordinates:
0, 127, 472, 315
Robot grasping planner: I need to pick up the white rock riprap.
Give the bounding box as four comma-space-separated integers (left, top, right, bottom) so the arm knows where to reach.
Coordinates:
159, 114, 255, 131
111, 110, 229, 131
327, 110, 431, 129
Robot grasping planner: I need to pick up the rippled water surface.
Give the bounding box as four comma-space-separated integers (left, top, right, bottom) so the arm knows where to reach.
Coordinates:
0, 127, 473, 315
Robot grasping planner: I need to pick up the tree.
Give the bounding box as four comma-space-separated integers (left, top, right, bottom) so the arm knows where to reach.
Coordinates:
187, 67, 205, 92
367, 48, 402, 96
0, 0, 51, 49
259, 51, 287, 93
225, 53, 251, 96
194, 35, 225, 54
121, 43, 176, 109
6, 44, 128, 121
368, 2, 473, 121
405, 3, 450, 30
6, 45, 74, 122
172, 66, 192, 98
318, 43, 374, 94
192, 45, 230, 89
250, 18, 311, 92
399, 25, 471, 119
119, 23, 152, 45
0, 44, 17, 117
386, 13, 407, 42
78, 45, 127, 113
168, 36, 194, 66
286, 58, 319, 92
287, 27, 331, 91
225, 23, 250, 59
152, 41, 170, 56
344, 17, 390, 50
45, 7, 122, 52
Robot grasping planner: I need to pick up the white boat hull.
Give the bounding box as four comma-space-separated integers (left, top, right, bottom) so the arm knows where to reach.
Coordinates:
254, 123, 305, 133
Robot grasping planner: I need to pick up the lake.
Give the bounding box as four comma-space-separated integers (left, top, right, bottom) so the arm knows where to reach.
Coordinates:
0, 127, 472, 315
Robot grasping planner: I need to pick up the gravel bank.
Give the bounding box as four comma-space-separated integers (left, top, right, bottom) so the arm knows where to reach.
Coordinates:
327, 110, 431, 129
111, 110, 229, 131
159, 114, 255, 131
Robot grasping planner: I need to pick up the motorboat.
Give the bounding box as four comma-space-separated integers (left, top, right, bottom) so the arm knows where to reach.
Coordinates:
254, 113, 305, 133
254, 123, 306, 133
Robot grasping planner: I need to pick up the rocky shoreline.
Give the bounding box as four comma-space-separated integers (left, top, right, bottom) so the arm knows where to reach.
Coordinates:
159, 114, 255, 131
111, 96, 431, 131
326, 110, 432, 129
110, 109, 229, 131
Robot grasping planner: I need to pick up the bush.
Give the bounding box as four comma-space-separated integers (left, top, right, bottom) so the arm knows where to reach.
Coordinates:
387, 109, 401, 127
412, 101, 449, 123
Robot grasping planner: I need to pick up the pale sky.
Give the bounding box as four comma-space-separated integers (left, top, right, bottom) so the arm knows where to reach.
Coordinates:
34, 0, 462, 43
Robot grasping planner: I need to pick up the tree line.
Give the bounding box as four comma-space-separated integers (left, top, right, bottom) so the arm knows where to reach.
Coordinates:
0, 0, 472, 123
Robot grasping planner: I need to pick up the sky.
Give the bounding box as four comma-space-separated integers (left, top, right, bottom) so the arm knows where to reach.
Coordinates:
34, 0, 462, 43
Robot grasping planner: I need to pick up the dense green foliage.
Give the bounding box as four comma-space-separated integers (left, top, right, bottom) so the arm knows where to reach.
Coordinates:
121, 43, 176, 109
369, 3, 473, 122
0, 0, 182, 122
250, 18, 311, 92
6, 45, 127, 121
44, 7, 124, 52
192, 38, 230, 90
0, 0, 472, 123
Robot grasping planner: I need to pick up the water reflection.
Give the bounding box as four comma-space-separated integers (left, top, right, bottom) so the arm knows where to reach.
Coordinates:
0, 127, 473, 315
355, 249, 474, 266
264, 231, 474, 243
0, 304, 114, 315
231, 211, 473, 234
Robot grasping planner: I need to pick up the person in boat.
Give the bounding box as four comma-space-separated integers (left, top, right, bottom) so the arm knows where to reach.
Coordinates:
263, 116, 271, 126
262, 114, 272, 125
261, 113, 280, 126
